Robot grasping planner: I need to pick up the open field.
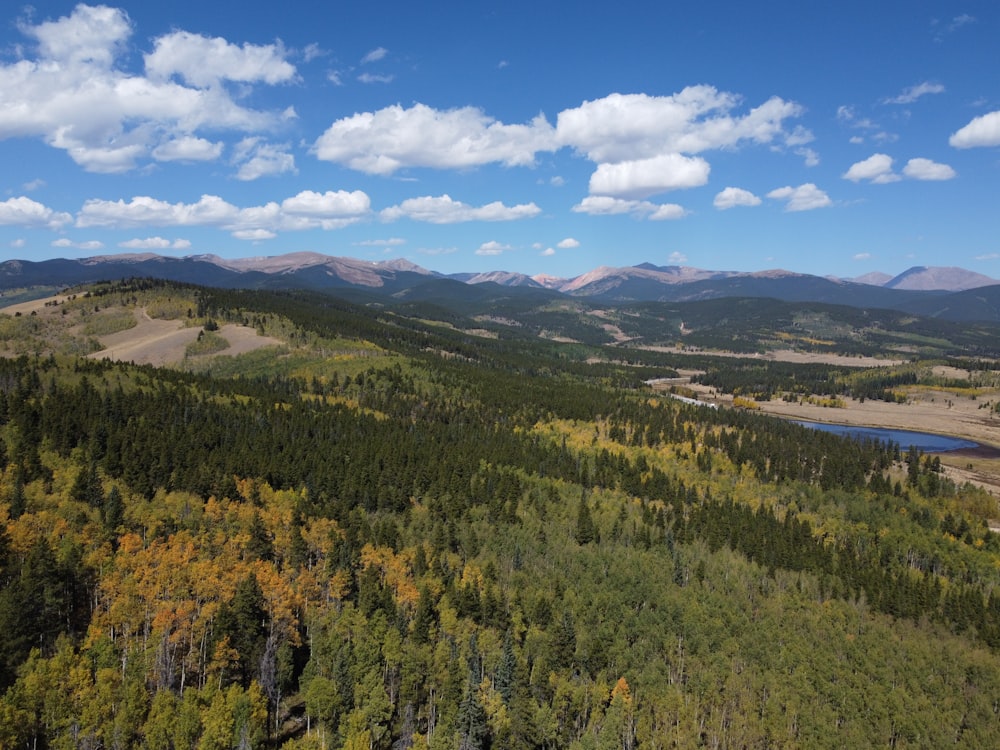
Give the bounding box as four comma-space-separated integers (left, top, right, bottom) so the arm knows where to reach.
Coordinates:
0, 293, 282, 367
642, 344, 905, 368
84, 309, 281, 367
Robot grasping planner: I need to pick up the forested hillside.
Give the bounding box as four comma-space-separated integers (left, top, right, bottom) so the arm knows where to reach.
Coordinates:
1, 280, 1000, 748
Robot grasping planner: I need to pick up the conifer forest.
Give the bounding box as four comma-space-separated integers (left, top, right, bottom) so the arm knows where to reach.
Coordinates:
2, 279, 1000, 749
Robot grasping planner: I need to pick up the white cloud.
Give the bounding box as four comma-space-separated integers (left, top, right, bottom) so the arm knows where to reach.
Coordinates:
0, 5, 297, 173
314, 103, 556, 174
78, 194, 240, 228
356, 237, 406, 247
24, 4, 131, 67
667, 251, 688, 264
902, 158, 956, 181
571, 196, 686, 220
144, 31, 296, 87
22, 179, 46, 192
152, 136, 224, 162
361, 47, 388, 64
0, 196, 73, 229
77, 189, 371, 236
557, 237, 580, 249
649, 204, 687, 221
476, 241, 510, 256
950, 111, 1000, 148
10, 238, 26, 248
358, 72, 394, 84
232, 229, 277, 241
541, 247, 556, 256
975, 253, 999, 261
843, 153, 900, 183
556, 88, 806, 163
884, 81, 945, 105
588, 153, 710, 199
302, 43, 325, 63
233, 139, 296, 180
713, 187, 761, 210
52, 238, 104, 250
766, 184, 832, 212
853, 252, 871, 260
797, 147, 820, 166
118, 237, 191, 250
314, 86, 806, 184
380, 195, 541, 224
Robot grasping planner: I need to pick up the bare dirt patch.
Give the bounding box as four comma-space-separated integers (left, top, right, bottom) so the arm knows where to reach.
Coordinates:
87, 310, 281, 367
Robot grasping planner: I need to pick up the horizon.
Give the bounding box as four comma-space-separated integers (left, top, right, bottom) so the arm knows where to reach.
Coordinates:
1, 2, 998, 280
4, 248, 993, 286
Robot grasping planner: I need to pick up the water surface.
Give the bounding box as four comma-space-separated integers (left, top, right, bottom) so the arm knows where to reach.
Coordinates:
792, 421, 978, 453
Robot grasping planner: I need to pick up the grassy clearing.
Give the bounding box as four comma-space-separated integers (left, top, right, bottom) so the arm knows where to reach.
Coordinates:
184, 330, 230, 357
81, 309, 138, 336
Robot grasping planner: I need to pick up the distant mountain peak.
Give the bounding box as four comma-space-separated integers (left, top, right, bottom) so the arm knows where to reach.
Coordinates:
884, 266, 997, 292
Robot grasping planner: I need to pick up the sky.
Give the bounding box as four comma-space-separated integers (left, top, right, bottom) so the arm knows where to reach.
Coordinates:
0, 1, 998, 280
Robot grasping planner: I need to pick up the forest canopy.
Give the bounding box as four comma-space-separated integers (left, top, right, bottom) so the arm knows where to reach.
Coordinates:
1, 279, 999, 749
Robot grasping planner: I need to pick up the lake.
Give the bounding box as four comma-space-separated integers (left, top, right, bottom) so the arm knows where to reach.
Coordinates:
792, 420, 979, 453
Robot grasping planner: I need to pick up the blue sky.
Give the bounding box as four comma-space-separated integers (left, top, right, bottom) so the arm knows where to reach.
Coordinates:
1, 1, 998, 280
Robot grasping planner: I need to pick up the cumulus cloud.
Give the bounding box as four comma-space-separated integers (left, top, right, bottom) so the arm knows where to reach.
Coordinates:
557, 238, 580, 249
314, 86, 806, 200
76, 189, 371, 236
902, 158, 956, 181
556, 88, 806, 162
232, 138, 296, 180
144, 31, 296, 87
713, 187, 761, 210
52, 238, 104, 250
380, 195, 541, 224
314, 103, 556, 175
476, 241, 509, 256
572, 196, 686, 220
0, 5, 297, 172
766, 184, 831, 212
588, 153, 710, 199
0, 196, 73, 229
232, 229, 276, 241
853, 253, 871, 260
118, 237, 191, 250
843, 153, 900, 183
152, 136, 224, 162
667, 251, 688, 264
950, 111, 1000, 148
844, 154, 956, 183
884, 81, 945, 105
541, 247, 556, 256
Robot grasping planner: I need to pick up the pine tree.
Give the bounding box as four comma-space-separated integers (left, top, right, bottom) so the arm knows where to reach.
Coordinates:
456, 671, 490, 750
575, 494, 597, 545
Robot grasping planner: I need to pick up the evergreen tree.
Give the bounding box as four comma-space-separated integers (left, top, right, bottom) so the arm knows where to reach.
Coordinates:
456, 671, 490, 750
215, 573, 269, 689
575, 494, 597, 545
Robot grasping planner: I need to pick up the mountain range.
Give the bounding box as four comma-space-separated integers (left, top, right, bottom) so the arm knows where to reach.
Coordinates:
3, 252, 1000, 323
